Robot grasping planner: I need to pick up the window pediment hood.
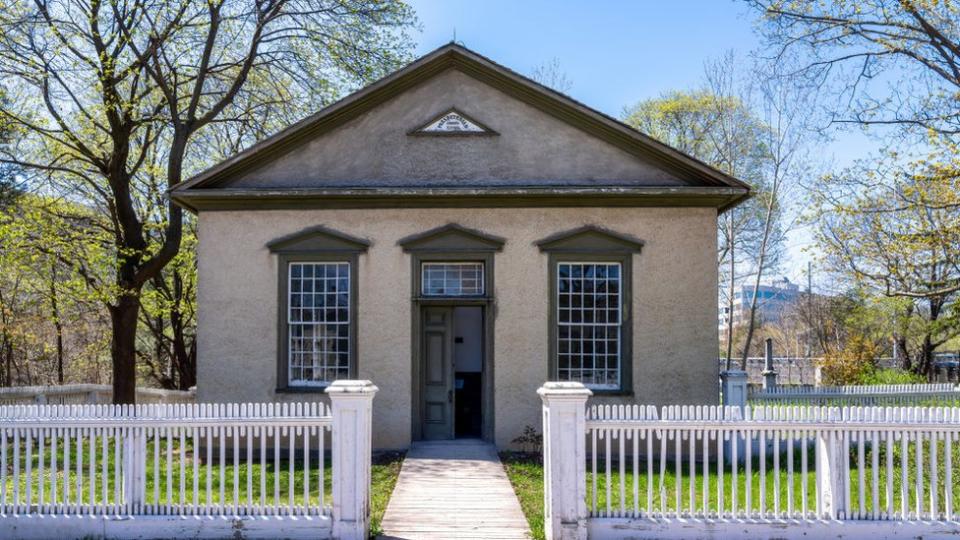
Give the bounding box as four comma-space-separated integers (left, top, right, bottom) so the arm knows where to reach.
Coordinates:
536, 225, 644, 253
398, 223, 505, 253
267, 225, 370, 253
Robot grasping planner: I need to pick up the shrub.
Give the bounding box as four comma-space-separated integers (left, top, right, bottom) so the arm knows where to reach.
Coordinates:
859, 367, 926, 385
511, 425, 542, 455
818, 333, 882, 385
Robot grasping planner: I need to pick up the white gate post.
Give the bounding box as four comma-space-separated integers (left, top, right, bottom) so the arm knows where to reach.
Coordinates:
816, 408, 847, 520
538, 382, 591, 540
327, 380, 378, 540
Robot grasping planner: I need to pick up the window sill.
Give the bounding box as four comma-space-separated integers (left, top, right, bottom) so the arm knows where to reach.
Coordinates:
275, 386, 329, 394
588, 389, 634, 397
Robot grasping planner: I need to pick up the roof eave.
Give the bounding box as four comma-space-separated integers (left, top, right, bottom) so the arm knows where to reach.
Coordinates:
169, 186, 749, 214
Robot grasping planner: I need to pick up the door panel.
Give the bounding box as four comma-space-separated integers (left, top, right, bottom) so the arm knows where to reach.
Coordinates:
421, 307, 453, 440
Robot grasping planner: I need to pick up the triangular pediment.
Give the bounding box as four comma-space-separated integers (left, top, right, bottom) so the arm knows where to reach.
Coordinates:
170, 44, 751, 213
398, 223, 505, 252
409, 108, 497, 136
536, 225, 644, 253
267, 225, 370, 253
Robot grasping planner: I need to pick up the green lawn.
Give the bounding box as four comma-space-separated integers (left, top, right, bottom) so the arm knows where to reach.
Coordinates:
503, 440, 960, 540
1, 436, 404, 538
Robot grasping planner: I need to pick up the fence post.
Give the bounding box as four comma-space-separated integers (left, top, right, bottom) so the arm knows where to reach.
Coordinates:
327, 380, 378, 540
122, 424, 146, 509
816, 408, 847, 520
720, 369, 748, 411
762, 338, 778, 390
720, 369, 748, 463
538, 382, 591, 540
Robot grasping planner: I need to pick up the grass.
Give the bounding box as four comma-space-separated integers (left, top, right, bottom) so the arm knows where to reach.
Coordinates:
500, 452, 545, 540
369, 451, 405, 536
0, 436, 404, 538
502, 440, 960, 540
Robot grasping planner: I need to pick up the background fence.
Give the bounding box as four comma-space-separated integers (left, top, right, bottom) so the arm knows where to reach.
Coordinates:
749, 383, 960, 406
0, 380, 377, 540
540, 382, 960, 540
0, 384, 195, 405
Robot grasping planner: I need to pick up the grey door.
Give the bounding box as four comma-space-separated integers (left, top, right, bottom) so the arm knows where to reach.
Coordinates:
421, 306, 454, 440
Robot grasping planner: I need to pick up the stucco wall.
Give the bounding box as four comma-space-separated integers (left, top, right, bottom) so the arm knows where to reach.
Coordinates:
196, 207, 719, 449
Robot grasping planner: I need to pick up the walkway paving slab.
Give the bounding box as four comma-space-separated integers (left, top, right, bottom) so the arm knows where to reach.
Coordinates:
379, 439, 531, 540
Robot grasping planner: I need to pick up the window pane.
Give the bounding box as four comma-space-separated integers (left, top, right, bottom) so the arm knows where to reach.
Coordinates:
556, 262, 621, 390
288, 262, 350, 386
421, 262, 485, 296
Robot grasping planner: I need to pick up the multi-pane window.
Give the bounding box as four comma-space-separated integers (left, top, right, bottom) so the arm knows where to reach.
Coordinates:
422, 262, 484, 296
287, 262, 350, 385
557, 262, 621, 389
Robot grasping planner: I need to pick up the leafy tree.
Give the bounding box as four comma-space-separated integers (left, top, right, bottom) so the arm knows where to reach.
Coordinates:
811, 145, 960, 376
0, 195, 112, 385
0, 0, 415, 402
623, 78, 769, 366
623, 53, 809, 367
751, 0, 960, 377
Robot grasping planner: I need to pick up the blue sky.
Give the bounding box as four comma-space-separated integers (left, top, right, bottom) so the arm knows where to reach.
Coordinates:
409, 0, 760, 119
406, 0, 884, 286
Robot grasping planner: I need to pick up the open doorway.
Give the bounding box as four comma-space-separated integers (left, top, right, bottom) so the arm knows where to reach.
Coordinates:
453, 306, 483, 438
419, 305, 485, 440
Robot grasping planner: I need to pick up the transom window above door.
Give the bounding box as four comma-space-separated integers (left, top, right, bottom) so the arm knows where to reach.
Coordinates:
422, 262, 485, 297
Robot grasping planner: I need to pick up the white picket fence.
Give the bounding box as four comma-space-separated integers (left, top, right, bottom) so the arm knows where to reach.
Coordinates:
540, 382, 960, 540
750, 383, 960, 406
0, 383, 196, 405
0, 380, 377, 540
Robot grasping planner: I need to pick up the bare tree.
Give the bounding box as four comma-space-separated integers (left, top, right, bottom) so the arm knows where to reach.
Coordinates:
749, 0, 960, 139
531, 57, 573, 94
737, 58, 814, 365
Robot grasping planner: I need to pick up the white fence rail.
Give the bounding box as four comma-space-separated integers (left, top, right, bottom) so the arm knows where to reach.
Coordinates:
749, 383, 960, 406
0, 380, 377, 540
540, 382, 960, 540
0, 383, 196, 405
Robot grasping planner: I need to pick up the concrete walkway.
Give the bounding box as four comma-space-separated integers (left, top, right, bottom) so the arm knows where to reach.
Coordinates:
379, 439, 532, 540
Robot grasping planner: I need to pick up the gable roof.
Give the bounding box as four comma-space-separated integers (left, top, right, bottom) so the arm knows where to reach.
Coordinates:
169, 43, 750, 212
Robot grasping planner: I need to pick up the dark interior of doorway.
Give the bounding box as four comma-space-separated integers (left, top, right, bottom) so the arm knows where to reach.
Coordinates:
453, 306, 483, 438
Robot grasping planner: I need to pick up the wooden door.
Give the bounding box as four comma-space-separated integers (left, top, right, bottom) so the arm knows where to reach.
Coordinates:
421, 307, 454, 440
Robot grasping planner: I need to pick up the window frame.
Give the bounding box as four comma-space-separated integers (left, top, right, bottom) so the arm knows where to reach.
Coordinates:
277, 252, 360, 391
547, 252, 633, 394
555, 260, 625, 391
268, 225, 369, 393
284, 259, 353, 387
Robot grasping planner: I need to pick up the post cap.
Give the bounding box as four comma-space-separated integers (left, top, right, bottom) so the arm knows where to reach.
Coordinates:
537, 381, 593, 399
720, 370, 748, 381
325, 380, 379, 395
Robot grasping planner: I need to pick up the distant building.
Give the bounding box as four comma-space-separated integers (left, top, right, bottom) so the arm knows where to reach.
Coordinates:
719, 277, 801, 330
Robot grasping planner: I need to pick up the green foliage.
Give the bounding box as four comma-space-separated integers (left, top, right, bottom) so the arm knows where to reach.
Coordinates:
0, 0, 418, 392
499, 452, 545, 540
859, 368, 927, 386
809, 143, 960, 376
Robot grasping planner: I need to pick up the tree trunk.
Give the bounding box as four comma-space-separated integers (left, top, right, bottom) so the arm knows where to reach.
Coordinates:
724, 213, 736, 370
50, 265, 65, 385
110, 294, 140, 404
